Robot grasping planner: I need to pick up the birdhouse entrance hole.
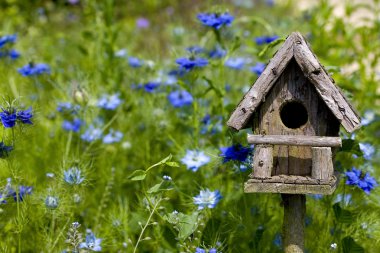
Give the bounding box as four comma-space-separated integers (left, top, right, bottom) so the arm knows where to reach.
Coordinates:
280, 101, 308, 129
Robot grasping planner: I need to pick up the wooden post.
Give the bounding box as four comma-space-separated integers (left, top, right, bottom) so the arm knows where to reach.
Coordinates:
252, 144, 273, 178
312, 147, 333, 180
282, 194, 306, 253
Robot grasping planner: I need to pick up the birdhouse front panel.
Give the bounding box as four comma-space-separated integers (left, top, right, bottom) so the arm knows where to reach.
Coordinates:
253, 59, 340, 177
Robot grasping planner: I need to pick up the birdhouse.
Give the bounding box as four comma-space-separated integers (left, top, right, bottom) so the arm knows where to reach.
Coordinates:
227, 32, 361, 195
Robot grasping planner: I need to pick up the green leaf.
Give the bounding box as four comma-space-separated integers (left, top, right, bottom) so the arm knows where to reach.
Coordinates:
165, 161, 179, 167
333, 203, 354, 223
341, 139, 363, 156
128, 170, 147, 181
164, 212, 199, 241
147, 180, 173, 194
146, 154, 173, 171
342, 236, 365, 253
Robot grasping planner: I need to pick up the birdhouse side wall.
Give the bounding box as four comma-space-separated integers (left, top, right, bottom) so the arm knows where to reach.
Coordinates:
252, 59, 340, 176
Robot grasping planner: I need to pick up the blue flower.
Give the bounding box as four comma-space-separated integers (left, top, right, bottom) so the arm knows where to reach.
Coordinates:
97, 93, 122, 110
16, 107, 33, 124
18, 63, 50, 76
0, 142, 13, 158
144, 82, 160, 93
128, 57, 143, 67
345, 168, 377, 194
81, 125, 102, 142
64, 167, 85, 185
195, 248, 206, 253
225, 57, 246, 70
181, 150, 211, 172
12, 185, 33, 202
219, 144, 252, 163
209, 249, 217, 253
115, 48, 127, 57
273, 233, 282, 248
62, 118, 82, 132
255, 35, 279, 45
0, 34, 17, 48
197, 12, 234, 29
359, 143, 375, 160
80, 230, 102, 251
200, 114, 223, 134
168, 90, 193, 107
250, 62, 266, 75
102, 129, 123, 144
209, 46, 226, 58
45, 196, 59, 209
176, 57, 208, 71
8, 49, 20, 59
194, 189, 222, 210
0, 109, 17, 128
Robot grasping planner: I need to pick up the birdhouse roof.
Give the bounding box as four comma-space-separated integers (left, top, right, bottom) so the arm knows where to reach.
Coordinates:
227, 32, 361, 133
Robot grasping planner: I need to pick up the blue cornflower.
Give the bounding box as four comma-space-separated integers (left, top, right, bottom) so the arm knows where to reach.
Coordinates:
62, 118, 82, 132
80, 229, 102, 251
97, 93, 122, 110
176, 57, 208, 71
128, 57, 143, 67
81, 125, 102, 142
225, 57, 246, 70
219, 144, 251, 163
168, 90, 193, 107
359, 143, 375, 160
186, 46, 204, 54
45, 195, 59, 209
0, 109, 17, 128
12, 185, 33, 201
209, 249, 217, 253
0, 34, 17, 48
250, 62, 266, 75
197, 12, 234, 29
18, 63, 50, 76
16, 107, 33, 124
345, 168, 377, 194
193, 189, 222, 210
209, 46, 226, 58
195, 248, 206, 253
8, 49, 20, 59
144, 82, 160, 93
64, 167, 85, 185
255, 35, 279, 45
181, 150, 211, 172
0, 142, 13, 158
102, 129, 123, 144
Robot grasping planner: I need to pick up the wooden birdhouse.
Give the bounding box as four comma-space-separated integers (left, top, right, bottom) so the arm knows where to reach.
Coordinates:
227, 32, 361, 195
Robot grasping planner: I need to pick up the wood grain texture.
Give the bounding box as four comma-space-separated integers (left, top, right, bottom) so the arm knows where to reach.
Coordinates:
252, 145, 273, 178
292, 32, 361, 133
244, 174, 338, 194
247, 135, 341, 147
312, 147, 333, 180
227, 33, 295, 130
227, 31, 361, 134
255, 60, 340, 176
282, 194, 305, 253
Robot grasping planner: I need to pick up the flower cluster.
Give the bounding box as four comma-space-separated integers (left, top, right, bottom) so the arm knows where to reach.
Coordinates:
255, 35, 279, 45
97, 93, 123, 110
197, 12, 234, 29
0, 107, 33, 128
18, 63, 50, 76
0, 34, 20, 60
345, 168, 377, 194
193, 189, 222, 210
176, 57, 208, 71
0, 178, 32, 204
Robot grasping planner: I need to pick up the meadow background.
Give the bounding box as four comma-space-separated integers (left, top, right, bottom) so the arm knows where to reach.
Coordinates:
0, 0, 379, 252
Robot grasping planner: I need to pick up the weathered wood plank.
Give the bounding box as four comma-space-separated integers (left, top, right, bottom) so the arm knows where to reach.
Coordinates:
292, 32, 361, 133
227, 33, 295, 130
247, 135, 342, 147
312, 147, 334, 180
252, 145, 273, 178
244, 178, 338, 194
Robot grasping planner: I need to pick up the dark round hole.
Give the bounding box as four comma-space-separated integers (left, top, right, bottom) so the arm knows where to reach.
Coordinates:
280, 101, 308, 129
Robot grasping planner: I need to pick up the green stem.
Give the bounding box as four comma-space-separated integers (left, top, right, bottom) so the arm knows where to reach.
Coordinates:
133, 197, 161, 253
